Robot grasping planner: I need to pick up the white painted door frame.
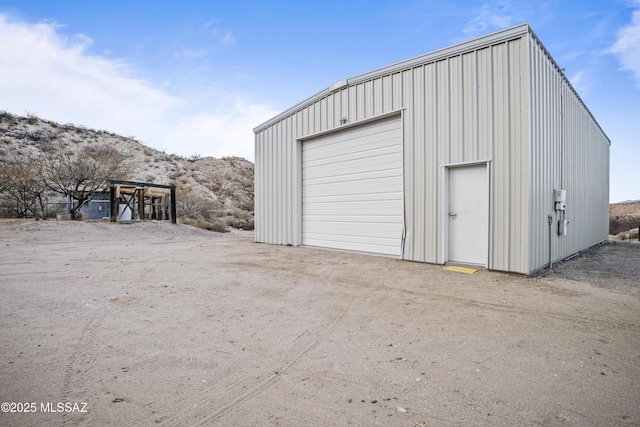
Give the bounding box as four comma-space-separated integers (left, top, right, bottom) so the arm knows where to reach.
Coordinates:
442, 161, 490, 267
299, 113, 404, 256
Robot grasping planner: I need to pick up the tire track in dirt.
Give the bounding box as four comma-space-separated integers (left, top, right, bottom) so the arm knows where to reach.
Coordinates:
60, 306, 107, 426
124, 289, 357, 426
232, 259, 640, 335
188, 292, 355, 426
123, 334, 308, 425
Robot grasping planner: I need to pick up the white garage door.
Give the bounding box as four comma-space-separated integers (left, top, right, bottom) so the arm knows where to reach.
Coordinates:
302, 115, 403, 256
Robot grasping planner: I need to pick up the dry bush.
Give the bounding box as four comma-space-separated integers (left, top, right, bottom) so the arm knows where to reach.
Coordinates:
176, 188, 222, 220
615, 227, 640, 241
609, 202, 640, 234
181, 217, 228, 233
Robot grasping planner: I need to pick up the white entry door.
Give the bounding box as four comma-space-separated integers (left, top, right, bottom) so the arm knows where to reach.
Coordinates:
448, 164, 488, 266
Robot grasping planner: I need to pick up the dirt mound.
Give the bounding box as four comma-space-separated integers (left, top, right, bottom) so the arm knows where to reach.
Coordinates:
610, 201, 640, 236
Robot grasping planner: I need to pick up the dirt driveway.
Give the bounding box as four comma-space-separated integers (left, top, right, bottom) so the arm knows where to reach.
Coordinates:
1, 221, 638, 426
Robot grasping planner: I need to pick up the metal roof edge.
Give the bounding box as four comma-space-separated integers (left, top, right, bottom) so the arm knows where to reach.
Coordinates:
253, 86, 333, 134
347, 23, 530, 85
527, 27, 611, 145
253, 23, 530, 134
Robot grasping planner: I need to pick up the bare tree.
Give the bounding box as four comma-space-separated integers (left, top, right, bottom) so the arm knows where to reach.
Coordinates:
0, 150, 48, 220
38, 143, 130, 219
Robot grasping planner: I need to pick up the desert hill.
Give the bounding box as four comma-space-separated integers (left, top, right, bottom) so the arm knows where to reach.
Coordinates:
0, 111, 254, 229
610, 201, 640, 240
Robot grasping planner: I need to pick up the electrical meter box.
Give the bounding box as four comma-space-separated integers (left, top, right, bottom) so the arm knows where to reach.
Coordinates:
554, 189, 566, 211
553, 189, 566, 203
558, 219, 568, 235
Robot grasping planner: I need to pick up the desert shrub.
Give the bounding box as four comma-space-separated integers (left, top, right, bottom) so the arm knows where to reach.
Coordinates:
193, 219, 209, 230
609, 210, 640, 235
616, 228, 639, 241
226, 216, 254, 230
176, 189, 221, 220
209, 220, 228, 233
25, 112, 39, 124
169, 170, 183, 180
182, 217, 228, 233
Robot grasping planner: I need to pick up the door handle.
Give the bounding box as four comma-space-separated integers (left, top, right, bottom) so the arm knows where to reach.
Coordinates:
449, 212, 457, 218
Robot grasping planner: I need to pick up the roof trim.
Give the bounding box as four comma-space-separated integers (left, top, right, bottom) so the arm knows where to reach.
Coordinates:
107, 179, 175, 190
253, 23, 531, 134
526, 27, 611, 145
297, 109, 403, 141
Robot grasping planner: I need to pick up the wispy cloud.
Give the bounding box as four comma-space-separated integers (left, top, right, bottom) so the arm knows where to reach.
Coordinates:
221, 31, 235, 46
201, 18, 235, 46
0, 14, 276, 160
568, 70, 589, 96
611, 5, 640, 88
174, 48, 210, 59
463, 1, 514, 37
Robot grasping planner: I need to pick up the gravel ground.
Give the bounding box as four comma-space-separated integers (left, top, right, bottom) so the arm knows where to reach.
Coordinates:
0, 220, 638, 426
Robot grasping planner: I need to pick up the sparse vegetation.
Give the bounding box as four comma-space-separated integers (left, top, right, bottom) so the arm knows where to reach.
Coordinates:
615, 228, 639, 241
38, 143, 131, 219
0, 150, 48, 220
610, 201, 640, 236
0, 111, 254, 228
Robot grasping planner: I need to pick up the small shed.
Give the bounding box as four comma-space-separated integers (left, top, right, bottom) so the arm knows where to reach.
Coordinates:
85, 192, 110, 220
253, 23, 610, 274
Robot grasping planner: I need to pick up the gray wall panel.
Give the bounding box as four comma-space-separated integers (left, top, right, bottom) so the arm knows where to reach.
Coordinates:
527, 33, 609, 272
254, 23, 608, 274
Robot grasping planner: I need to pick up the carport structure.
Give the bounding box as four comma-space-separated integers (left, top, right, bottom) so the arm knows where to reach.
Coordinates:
108, 179, 176, 224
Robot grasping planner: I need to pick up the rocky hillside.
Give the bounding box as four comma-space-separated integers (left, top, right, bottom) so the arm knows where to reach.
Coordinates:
610, 201, 640, 240
0, 111, 254, 229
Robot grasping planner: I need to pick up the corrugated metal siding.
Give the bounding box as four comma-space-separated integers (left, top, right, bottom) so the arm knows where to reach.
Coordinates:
254, 115, 299, 245
397, 38, 529, 272
255, 29, 531, 271
527, 33, 610, 273
254, 23, 608, 274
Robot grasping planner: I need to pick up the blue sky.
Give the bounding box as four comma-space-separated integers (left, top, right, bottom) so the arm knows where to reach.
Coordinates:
0, 0, 638, 202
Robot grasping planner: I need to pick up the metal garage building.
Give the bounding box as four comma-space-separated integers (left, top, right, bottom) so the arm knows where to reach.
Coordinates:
253, 23, 610, 275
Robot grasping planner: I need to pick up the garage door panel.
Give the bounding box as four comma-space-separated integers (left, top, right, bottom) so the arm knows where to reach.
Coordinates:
303, 235, 401, 256
304, 123, 400, 158
304, 130, 399, 154
302, 215, 403, 225
303, 192, 402, 203
303, 221, 403, 236
305, 153, 402, 179
303, 211, 403, 220
303, 177, 403, 198
304, 167, 402, 186
302, 115, 403, 256
304, 233, 400, 245
304, 139, 401, 166
303, 200, 402, 216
